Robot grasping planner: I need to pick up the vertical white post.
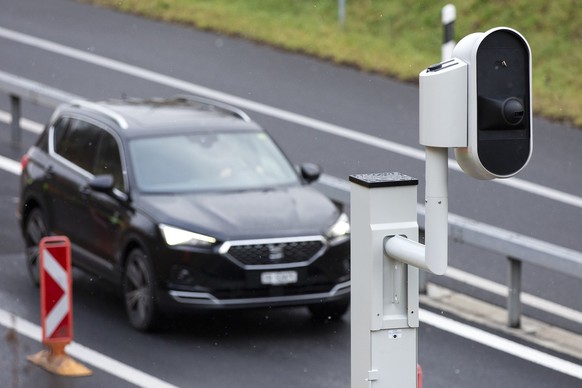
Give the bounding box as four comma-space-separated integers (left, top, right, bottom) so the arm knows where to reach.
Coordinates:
424, 146, 449, 276
338, 0, 346, 28
350, 173, 420, 388
441, 4, 456, 61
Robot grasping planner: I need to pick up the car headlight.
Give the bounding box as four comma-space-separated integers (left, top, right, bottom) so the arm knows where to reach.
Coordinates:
326, 213, 350, 242
159, 224, 217, 247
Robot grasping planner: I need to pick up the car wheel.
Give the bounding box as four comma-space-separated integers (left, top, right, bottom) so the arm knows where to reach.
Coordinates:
122, 248, 160, 331
308, 298, 350, 321
23, 208, 47, 287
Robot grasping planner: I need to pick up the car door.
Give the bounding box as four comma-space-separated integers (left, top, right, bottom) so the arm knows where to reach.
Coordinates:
50, 116, 118, 276
49, 116, 100, 245
83, 128, 130, 274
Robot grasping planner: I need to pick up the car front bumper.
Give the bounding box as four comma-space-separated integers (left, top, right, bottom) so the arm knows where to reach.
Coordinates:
163, 280, 350, 310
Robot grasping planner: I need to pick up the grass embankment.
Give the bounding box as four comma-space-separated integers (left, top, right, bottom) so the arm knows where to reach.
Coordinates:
87, 0, 582, 127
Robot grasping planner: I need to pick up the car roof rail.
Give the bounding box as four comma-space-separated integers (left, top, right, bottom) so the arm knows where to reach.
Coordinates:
69, 99, 129, 129
172, 94, 252, 122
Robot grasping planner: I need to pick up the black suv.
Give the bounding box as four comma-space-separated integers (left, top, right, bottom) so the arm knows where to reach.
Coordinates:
18, 96, 350, 330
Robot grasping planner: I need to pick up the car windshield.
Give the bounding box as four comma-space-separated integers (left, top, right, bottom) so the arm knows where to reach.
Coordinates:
128, 131, 300, 193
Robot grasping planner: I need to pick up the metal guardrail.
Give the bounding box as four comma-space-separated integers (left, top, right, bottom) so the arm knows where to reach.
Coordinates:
0, 71, 80, 143
2, 69, 582, 329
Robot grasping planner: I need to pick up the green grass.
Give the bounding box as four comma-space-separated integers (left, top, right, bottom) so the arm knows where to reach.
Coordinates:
85, 0, 582, 127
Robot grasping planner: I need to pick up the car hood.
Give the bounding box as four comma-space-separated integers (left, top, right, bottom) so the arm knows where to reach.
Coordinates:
137, 186, 340, 240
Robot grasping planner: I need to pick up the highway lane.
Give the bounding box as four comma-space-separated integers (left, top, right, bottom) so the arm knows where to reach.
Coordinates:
0, 152, 579, 388
0, 0, 581, 386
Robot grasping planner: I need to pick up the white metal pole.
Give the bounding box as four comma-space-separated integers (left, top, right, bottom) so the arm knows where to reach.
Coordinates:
384, 147, 448, 276
424, 146, 449, 275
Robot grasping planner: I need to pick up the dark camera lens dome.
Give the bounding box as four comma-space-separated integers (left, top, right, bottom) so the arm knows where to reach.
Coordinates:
502, 97, 525, 125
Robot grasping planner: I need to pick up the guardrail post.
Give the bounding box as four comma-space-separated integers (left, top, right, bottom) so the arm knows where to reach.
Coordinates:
507, 256, 522, 328
419, 270, 428, 294
10, 94, 21, 145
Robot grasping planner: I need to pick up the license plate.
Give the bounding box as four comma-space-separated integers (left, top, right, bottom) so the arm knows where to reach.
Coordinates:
260, 271, 298, 285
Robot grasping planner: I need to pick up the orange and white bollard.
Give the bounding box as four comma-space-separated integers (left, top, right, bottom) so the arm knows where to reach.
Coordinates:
27, 236, 92, 376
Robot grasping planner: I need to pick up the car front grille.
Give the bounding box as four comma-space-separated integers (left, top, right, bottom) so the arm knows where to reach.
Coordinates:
223, 237, 326, 268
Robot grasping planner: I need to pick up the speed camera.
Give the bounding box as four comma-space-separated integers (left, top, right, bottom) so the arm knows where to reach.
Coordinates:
419, 27, 532, 180
454, 27, 532, 179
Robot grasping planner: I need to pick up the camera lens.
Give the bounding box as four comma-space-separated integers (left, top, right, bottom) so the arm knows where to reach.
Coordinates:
502, 97, 525, 125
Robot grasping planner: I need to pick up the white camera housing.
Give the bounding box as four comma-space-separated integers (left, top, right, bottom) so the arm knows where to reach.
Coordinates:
419, 27, 532, 180
454, 27, 532, 179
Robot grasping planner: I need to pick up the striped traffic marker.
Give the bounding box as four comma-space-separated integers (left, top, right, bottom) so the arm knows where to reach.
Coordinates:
27, 236, 92, 376
441, 4, 456, 61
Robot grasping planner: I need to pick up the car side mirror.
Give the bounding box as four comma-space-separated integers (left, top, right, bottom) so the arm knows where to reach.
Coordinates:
300, 163, 322, 184
88, 174, 115, 193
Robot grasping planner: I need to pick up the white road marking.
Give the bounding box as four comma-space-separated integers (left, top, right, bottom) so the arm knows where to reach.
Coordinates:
0, 110, 44, 133
0, 307, 180, 388
0, 26, 581, 209
2, 304, 580, 383
0, 154, 20, 175
420, 309, 582, 380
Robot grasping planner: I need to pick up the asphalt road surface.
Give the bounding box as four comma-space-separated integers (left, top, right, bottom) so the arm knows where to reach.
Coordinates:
0, 0, 581, 387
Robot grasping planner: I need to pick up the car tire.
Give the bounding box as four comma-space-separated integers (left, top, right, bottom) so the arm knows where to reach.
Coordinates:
307, 298, 350, 321
23, 207, 47, 287
123, 248, 160, 331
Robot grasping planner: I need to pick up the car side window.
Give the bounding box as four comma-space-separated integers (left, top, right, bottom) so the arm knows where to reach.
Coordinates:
54, 118, 101, 173
51, 117, 71, 152
36, 124, 52, 152
94, 131, 125, 192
